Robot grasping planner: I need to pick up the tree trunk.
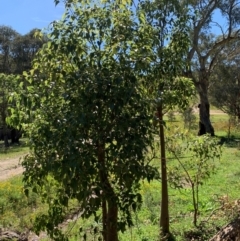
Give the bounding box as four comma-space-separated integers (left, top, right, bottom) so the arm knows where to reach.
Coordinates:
107, 202, 118, 241
98, 143, 118, 241
157, 104, 170, 235
102, 200, 107, 241
4, 135, 9, 148
196, 76, 215, 136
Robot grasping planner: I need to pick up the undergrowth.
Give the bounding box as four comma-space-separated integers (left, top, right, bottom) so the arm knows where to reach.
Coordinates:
1, 111, 240, 240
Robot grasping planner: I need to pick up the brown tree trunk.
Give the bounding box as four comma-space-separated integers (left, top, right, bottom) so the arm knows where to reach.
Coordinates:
107, 202, 118, 241
196, 75, 215, 136
102, 200, 107, 241
98, 143, 118, 241
157, 104, 170, 235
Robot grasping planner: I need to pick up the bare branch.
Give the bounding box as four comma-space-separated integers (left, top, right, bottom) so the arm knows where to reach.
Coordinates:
188, 0, 219, 61
204, 30, 240, 60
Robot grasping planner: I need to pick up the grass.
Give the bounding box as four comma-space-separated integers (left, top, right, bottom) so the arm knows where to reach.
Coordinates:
0, 176, 47, 231
1, 109, 240, 240
0, 138, 29, 159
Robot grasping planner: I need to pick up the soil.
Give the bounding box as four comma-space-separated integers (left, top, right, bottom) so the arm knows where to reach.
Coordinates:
0, 156, 24, 181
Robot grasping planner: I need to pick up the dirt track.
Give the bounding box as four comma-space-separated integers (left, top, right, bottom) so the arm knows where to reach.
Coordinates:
0, 156, 24, 181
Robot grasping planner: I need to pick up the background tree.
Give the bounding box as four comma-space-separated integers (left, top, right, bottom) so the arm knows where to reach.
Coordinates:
0, 26, 19, 74
11, 29, 46, 74
184, 0, 240, 135
0, 73, 18, 146
0, 26, 45, 74
209, 39, 240, 121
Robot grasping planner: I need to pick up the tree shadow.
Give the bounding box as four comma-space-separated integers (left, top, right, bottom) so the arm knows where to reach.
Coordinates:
216, 135, 240, 148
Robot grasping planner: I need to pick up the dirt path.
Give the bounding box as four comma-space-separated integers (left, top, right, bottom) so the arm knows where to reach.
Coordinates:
0, 156, 25, 181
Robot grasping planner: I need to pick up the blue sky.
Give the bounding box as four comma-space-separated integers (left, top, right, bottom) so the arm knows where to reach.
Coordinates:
1, 1, 226, 36
0, 0, 65, 35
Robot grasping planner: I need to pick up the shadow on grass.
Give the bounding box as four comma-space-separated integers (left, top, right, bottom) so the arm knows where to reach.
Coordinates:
216, 135, 240, 148
184, 226, 216, 241
0, 139, 29, 155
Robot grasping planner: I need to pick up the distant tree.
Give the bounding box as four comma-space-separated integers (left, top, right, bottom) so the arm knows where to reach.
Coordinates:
0, 26, 45, 74
0, 26, 19, 74
11, 29, 46, 74
184, 0, 240, 136
209, 39, 240, 120
0, 73, 18, 146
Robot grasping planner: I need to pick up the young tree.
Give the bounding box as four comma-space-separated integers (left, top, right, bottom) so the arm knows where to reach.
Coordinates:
133, 0, 195, 237
184, 0, 240, 135
10, 0, 194, 239
11, 1, 157, 240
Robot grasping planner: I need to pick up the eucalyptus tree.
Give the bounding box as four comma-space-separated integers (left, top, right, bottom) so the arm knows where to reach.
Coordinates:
0, 26, 19, 74
11, 29, 47, 74
55, 0, 195, 237
133, 1, 195, 236
9, 0, 194, 240
184, 0, 240, 135
209, 39, 240, 120
11, 1, 157, 240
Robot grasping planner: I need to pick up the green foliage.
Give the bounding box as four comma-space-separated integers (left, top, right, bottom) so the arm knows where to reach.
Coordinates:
9, 1, 160, 240
0, 73, 19, 126
8, 0, 196, 240
0, 177, 44, 230
180, 107, 197, 131
167, 131, 222, 226
0, 26, 45, 75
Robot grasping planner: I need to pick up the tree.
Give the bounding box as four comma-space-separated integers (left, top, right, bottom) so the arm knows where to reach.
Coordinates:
134, 1, 195, 237
209, 39, 240, 120
11, 1, 157, 240
10, 0, 194, 240
0, 26, 19, 74
0, 73, 18, 146
184, 0, 240, 135
11, 29, 47, 74
0, 26, 45, 74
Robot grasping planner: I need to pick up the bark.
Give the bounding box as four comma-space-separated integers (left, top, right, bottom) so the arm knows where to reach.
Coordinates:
210, 216, 240, 241
158, 104, 170, 235
98, 143, 118, 241
102, 200, 107, 241
196, 73, 215, 136
107, 202, 118, 241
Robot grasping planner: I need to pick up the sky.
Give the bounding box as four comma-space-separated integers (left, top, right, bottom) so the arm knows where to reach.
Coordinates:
0, 0, 226, 36
0, 0, 65, 35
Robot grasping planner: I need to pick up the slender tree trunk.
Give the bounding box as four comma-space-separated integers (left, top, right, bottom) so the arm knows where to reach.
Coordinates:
102, 200, 107, 241
157, 104, 170, 235
196, 76, 215, 136
98, 143, 108, 241
98, 143, 118, 241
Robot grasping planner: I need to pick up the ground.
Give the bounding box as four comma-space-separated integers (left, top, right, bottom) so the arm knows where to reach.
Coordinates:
0, 156, 24, 181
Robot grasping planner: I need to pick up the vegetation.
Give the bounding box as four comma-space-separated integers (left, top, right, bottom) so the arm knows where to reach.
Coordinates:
184, 0, 240, 135
1, 0, 240, 240
209, 40, 240, 121
1, 114, 240, 240
0, 26, 46, 74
